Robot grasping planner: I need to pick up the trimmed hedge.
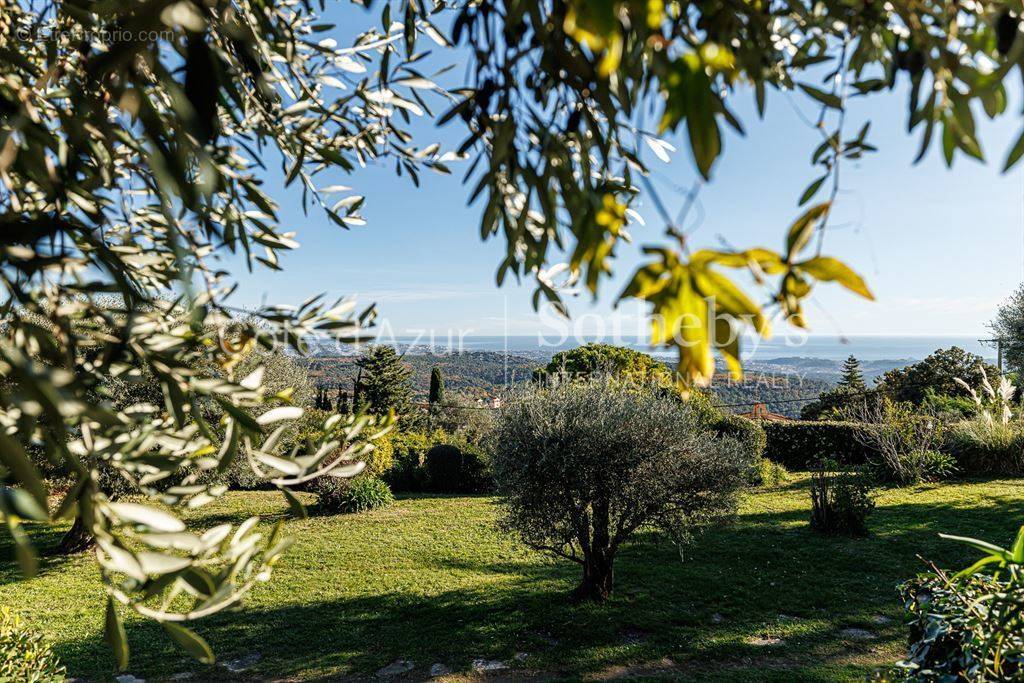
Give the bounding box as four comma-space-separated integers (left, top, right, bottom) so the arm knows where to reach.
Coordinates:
714, 414, 766, 462
764, 420, 876, 470
757, 417, 1024, 476
425, 442, 492, 493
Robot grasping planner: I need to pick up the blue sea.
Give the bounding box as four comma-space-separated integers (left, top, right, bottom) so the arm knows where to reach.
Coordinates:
381, 334, 996, 363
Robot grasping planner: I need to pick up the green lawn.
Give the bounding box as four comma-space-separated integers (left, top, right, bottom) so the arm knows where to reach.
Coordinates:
3, 477, 1024, 681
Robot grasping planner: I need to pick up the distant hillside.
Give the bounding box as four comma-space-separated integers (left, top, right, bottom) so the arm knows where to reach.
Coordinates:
744, 357, 909, 383
305, 351, 832, 416
305, 351, 537, 400
707, 373, 833, 417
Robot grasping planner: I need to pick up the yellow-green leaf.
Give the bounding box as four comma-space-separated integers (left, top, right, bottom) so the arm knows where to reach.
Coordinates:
797, 256, 874, 300
785, 203, 830, 261
714, 318, 743, 380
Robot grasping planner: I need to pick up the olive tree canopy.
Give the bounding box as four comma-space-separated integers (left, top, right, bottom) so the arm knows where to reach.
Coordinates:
0, 0, 449, 667
490, 380, 751, 602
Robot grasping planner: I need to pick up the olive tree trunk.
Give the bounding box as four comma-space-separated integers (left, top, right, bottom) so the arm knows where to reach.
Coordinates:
572, 500, 615, 602
572, 551, 615, 602
55, 514, 95, 555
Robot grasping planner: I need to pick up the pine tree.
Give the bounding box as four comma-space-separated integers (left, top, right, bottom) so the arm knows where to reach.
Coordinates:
356, 346, 413, 417
429, 367, 445, 407
838, 355, 866, 392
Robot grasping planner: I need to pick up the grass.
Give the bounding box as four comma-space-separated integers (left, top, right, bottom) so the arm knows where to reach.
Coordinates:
3, 476, 1024, 681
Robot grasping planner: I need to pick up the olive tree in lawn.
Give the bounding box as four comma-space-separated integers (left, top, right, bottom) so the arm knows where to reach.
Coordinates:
490, 380, 752, 602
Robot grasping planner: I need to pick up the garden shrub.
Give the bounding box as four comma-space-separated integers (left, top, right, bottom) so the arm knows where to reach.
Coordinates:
425, 444, 462, 491
713, 413, 766, 463
944, 420, 1024, 475
0, 607, 65, 682
361, 433, 394, 478
809, 460, 874, 536
849, 398, 949, 485
424, 441, 492, 493
711, 414, 775, 486
890, 525, 1024, 681
491, 380, 752, 602
764, 420, 876, 470
891, 573, 1022, 681
914, 449, 958, 483
311, 476, 394, 514
857, 447, 959, 488
455, 441, 492, 493
385, 430, 492, 493
385, 430, 437, 492
921, 388, 979, 422
750, 458, 790, 488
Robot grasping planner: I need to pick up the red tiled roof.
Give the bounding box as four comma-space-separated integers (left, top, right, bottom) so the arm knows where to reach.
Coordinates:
737, 403, 791, 421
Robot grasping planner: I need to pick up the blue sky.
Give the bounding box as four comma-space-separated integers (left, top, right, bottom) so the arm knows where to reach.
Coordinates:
228, 4, 1024, 341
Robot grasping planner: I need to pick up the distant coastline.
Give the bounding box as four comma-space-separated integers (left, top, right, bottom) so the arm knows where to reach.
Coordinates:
307, 333, 996, 365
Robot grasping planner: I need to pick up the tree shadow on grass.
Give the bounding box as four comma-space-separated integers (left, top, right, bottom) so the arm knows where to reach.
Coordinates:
0, 522, 88, 585
34, 489, 1024, 681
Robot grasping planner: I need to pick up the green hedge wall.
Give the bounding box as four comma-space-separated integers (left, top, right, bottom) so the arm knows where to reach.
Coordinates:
763, 420, 876, 470
752, 417, 1024, 476
713, 414, 767, 464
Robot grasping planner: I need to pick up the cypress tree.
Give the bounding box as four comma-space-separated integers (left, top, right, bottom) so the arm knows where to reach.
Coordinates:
838, 355, 866, 392
355, 346, 412, 417
352, 369, 364, 413
429, 367, 445, 406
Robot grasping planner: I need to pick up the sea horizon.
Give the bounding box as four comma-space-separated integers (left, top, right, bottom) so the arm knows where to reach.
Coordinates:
310, 333, 996, 364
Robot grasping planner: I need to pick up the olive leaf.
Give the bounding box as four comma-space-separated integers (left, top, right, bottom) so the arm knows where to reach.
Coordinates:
162, 622, 215, 664
105, 598, 129, 672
